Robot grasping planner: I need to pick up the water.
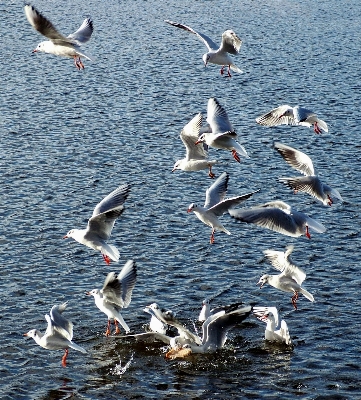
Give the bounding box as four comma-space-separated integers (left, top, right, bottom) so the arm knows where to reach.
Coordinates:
1, 0, 360, 398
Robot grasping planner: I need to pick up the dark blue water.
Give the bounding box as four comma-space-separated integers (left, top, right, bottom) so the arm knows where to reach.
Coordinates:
1, 0, 360, 398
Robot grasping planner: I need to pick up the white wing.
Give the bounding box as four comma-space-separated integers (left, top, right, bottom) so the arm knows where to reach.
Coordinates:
274, 142, 315, 176
204, 172, 229, 208
206, 98, 234, 134
256, 105, 296, 127
180, 113, 207, 160
68, 18, 93, 44
165, 20, 219, 51
219, 30, 242, 54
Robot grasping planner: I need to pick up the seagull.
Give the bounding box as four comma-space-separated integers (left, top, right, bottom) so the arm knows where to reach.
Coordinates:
195, 98, 249, 163
256, 105, 328, 134
172, 113, 218, 178
24, 302, 86, 367
187, 172, 259, 244
229, 200, 326, 239
253, 306, 292, 345
274, 142, 343, 206
86, 260, 137, 336
165, 20, 243, 77
64, 183, 130, 265
24, 4, 93, 70
258, 245, 314, 310
166, 304, 252, 358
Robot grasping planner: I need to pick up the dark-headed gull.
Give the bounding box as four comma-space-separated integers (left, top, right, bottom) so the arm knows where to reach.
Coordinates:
253, 306, 292, 345
172, 113, 217, 178
256, 105, 328, 134
24, 302, 86, 367
86, 260, 137, 336
274, 142, 343, 206
166, 304, 252, 358
258, 245, 314, 310
229, 200, 326, 239
64, 184, 130, 265
165, 20, 243, 77
187, 172, 259, 244
24, 4, 93, 70
196, 98, 249, 163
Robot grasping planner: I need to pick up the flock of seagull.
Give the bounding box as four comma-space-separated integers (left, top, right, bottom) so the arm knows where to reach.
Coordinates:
22, 4, 342, 366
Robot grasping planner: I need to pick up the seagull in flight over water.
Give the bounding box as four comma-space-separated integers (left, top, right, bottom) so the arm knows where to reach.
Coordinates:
86, 260, 137, 336
24, 302, 86, 367
187, 172, 259, 244
258, 245, 314, 310
64, 184, 130, 265
256, 105, 328, 134
165, 20, 243, 77
24, 4, 93, 70
274, 142, 343, 206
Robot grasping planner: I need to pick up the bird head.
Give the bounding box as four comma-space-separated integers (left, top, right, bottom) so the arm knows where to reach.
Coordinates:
195, 133, 206, 145
187, 203, 197, 213
257, 275, 269, 288
202, 53, 211, 67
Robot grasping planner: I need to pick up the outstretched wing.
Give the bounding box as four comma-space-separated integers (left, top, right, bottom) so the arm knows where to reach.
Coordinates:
209, 189, 260, 217
256, 105, 296, 127
24, 4, 71, 44
88, 184, 130, 240
165, 20, 218, 51
204, 172, 229, 208
206, 97, 234, 134
274, 142, 315, 176
180, 113, 207, 160
220, 30, 242, 54
102, 260, 137, 308
68, 18, 93, 44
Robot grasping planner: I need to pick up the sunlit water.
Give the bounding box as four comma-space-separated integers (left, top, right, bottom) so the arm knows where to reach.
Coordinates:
1, 0, 360, 398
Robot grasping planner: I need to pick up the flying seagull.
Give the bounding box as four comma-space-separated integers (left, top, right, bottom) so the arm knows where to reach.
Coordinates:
24, 4, 93, 70
64, 184, 130, 265
165, 20, 243, 77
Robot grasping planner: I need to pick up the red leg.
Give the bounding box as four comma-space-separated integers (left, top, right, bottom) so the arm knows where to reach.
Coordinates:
102, 254, 111, 265
105, 320, 111, 336
305, 225, 311, 239
78, 57, 85, 69
210, 229, 215, 244
327, 194, 333, 206
208, 165, 215, 179
220, 66, 224, 75
314, 122, 322, 134
227, 65, 232, 77
293, 189, 298, 194
114, 320, 121, 334
291, 292, 299, 310
62, 349, 69, 367
231, 150, 241, 163
73, 56, 80, 70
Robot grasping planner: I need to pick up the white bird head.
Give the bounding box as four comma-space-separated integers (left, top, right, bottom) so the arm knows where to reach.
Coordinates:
33, 41, 49, 53
23, 329, 38, 339
195, 133, 206, 145
257, 275, 269, 288
172, 160, 182, 172
63, 229, 76, 239
86, 289, 101, 298
187, 203, 198, 213
202, 53, 211, 67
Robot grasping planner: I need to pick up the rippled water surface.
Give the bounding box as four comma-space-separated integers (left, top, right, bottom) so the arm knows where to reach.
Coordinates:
1, 0, 361, 399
